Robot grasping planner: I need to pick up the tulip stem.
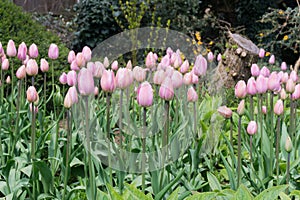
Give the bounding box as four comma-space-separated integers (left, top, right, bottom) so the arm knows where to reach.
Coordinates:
106, 93, 112, 185
249, 135, 253, 164
258, 94, 264, 177
118, 89, 124, 194
63, 109, 71, 200
275, 115, 281, 186
286, 152, 290, 194
193, 102, 197, 138
269, 92, 274, 176
230, 117, 233, 147
249, 96, 254, 121
10, 59, 14, 111
142, 107, 147, 193
13, 80, 22, 156
237, 115, 242, 186
43, 73, 47, 132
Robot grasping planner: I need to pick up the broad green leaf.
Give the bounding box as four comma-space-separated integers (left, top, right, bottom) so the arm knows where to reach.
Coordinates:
234, 184, 253, 200
107, 184, 124, 200
290, 190, 300, 197
166, 188, 179, 200
124, 183, 153, 200
254, 185, 288, 200
207, 172, 221, 191
279, 192, 290, 200
20, 165, 32, 177
34, 161, 53, 193
185, 192, 217, 200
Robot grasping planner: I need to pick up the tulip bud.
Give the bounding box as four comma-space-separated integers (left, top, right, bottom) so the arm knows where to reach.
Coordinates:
262, 106, 267, 114
116, 68, 132, 89
0, 42, 3, 55
27, 86, 38, 102
258, 48, 265, 58
67, 70, 77, 86
111, 60, 118, 71
145, 52, 156, 69
82, 46, 92, 62
207, 52, 214, 62
217, 106, 232, 118
260, 66, 270, 77
256, 75, 268, 94
103, 57, 109, 68
137, 81, 153, 107
59, 72, 67, 85
193, 55, 207, 76
268, 72, 280, 92
191, 72, 199, 84
237, 100, 245, 115
126, 60, 132, 69
187, 86, 198, 102
217, 53, 222, 62
6, 40, 16, 57
6, 76, 11, 84
171, 71, 183, 89
247, 121, 257, 135
289, 70, 298, 82
29, 43, 38, 58
94, 86, 99, 96
94, 61, 105, 78
48, 43, 59, 59
159, 77, 174, 101
247, 77, 257, 95
251, 64, 260, 77
281, 72, 289, 83
153, 69, 165, 85
160, 55, 170, 69
26, 59, 38, 76
54, 91, 63, 106
180, 60, 189, 73
17, 42, 27, 61
78, 68, 95, 96
16, 65, 26, 79
281, 62, 287, 71
29, 104, 39, 114
183, 72, 193, 85
76, 52, 86, 68
173, 53, 182, 68
133, 66, 146, 82
285, 136, 293, 153
101, 70, 116, 92
280, 88, 287, 100
68, 50, 76, 64
40, 58, 49, 72
68, 86, 78, 104
1, 58, 9, 70
274, 99, 284, 115
63, 91, 72, 109
166, 47, 173, 57
291, 84, 300, 100
70, 60, 80, 71
235, 80, 247, 98
87, 62, 96, 75
286, 78, 295, 93
268, 55, 275, 64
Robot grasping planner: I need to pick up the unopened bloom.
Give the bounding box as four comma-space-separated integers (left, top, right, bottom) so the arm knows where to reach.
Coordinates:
256, 75, 268, 94
159, 77, 174, 101
251, 64, 260, 77
40, 58, 49, 72
247, 77, 257, 95
145, 52, 156, 69
17, 42, 27, 61
111, 60, 118, 71
247, 121, 257, 135
285, 136, 293, 153
280, 88, 287, 100
137, 81, 153, 107
193, 54, 207, 76
101, 70, 116, 92
291, 84, 300, 100
94, 61, 105, 78
68, 50, 76, 64
171, 71, 183, 88
217, 53, 222, 62
27, 86, 38, 102
290, 70, 298, 82
6, 40, 16, 57
217, 106, 232, 118
82, 46, 92, 62
29, 43, 38, 58
126, 60, 132, 69
274, 99, 284, 115
116, 68, 133, 89
70, 60, 80, 71
269, 55, 275, 64
183, 72, 193, 85
103, 57, 109, 68
48, 43, 59, 59
260, 66, 270, 77
133, 66, 146, 82
281, 62, 287, 71
78, 68, 95, 96
180, 60, 189, 74
153, 69, 165, 85
235, 80, 247, 98
26, 59, 38, 76
237, 100, 245, 115
258, 48, 265, 58
6, 76, 11, 84
76, 52, 86, 67
286, 78, 295, 93
16, 65, 26, 79
67, 70, 77, 86
268, 72, 280, 92
59, 72, 67, 84
1, 58, 9, 70
207, 51, 214, 62
187, 86, 198, 102
262, 106, 267, 114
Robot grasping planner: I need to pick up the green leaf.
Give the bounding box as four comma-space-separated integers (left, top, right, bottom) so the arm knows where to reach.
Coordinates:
166, 188, 179, 200
234, 184, 253, 200
106, 184, 124, 200
254, 185, 288, 200
290, 190, 300, 198
185, 192, 217, 200
34, 161, 53, 193
279, 192, 290, 200
207, 172, 221, 191
124, 183, 153, 200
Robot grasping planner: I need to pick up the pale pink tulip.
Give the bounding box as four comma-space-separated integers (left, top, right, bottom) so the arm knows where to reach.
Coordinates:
78, 68, 95, 96
29, 43, 38, 58
159, 77, 174, 101
48, 43, 59, 59
137, 81, 153, 107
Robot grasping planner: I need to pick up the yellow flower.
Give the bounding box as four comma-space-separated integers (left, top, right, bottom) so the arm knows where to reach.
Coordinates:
265, 52, 270, 57
209, 41, 214, 45
278, 10, 284, 15
195, 31, 201, 41
283, 35, 288, 41
197, 41, 203, 45
259, 33, 264, 37
192, 40, 196, 45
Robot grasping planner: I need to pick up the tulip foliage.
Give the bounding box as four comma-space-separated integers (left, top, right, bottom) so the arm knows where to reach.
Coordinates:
0, 39, 300, 200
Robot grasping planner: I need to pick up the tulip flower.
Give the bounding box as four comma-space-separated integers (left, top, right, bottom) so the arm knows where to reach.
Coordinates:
6, 40, 16, 57
281, 72, 289, 83
235, 80, 247, 98
183, 72, 193, 85
160, 55, 170, 69
68, 50, 76, 64
274, 99, 284, 115
237, 100, 245, 115
217, 106, 232, 118
207, 52, 214, 62
166, 47, 173, 57
291, 84, 300, 100
133, 66, 146, 82
103, 57, 109, 68
101, 69, 116, 92
173, 53, 182, 68
258, 48, 265, 58
94, 61, 105, 78
111, 60, 118, 71
280, 88, 287, 100
268, 72, 280, 92
48, 43, 59, 59
17, 42, 27, 61
68, 86, 78, 104
217, 53, 222, 62
87, 62, 96, 75
70, 60, 80, 71
260, 66, 270, 77
262, 106, 267, 114
281, 62, 287, 71
247, 77, 257, 95
82, 46, 92, 62
191, 72, 199, 84
193, 54, 207, 76
171, 71, 183, 89
187, 87, 198, 102
78, 68, 95, 96
40, 58, 49, 73
29, 104, 39, 114
29, 43, 38, 58
63, 91, 72, 109
285, 136, 293, 153
0, 42, 3, 55
116, 68, 132, 89
145, 52, 156, 69
137, 81, 153, 107
27, 86, 38, 102
165, 66, 174, 77
250, 64, 260, 77
269, 55, 275, 64
16, 65, 26, 79
180, 60, 189, 73
67, 70, 77, 86
247, 121, 257, 135
6, 76, 11, 84
94, 87, 99, 96
76, 52, 86, 68
289, 70, 298, 82
159, 77, 174, 101
26, 59, 38, 76
256, 75, 268, 94
59, 72, 67, 85
153, 69, 165, 85
1, 58, 9, 70
126, 60, 132, 69
286, 78, 295, 93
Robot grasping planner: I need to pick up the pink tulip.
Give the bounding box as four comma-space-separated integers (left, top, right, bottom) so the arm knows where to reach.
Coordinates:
269, 55, 275, 64
281, 62, 287, 71
153, 69, 165, 85
59, 72, 67, 84
289, 70, 298, 82
207, 52, 214, 62
247, 121, 257, 135
281, 72, 289, 83
82, 46, 92, 62
76, 52, 86, 68
0, 42, 3, 55
126, 60, 132, 69
187, 86, 198, 102
133, 66, 146, 82
235, 80, 247, 98
27, 86, 38, 102
111, 60, 118, 71
67, 70, 77, 86
291, 84, 300, 100
70, 60, 80, 71
87, 62, 96, 75
193, 55, 207, 76
166, 47, 173, 57
137, 81, 153, 107
6, 76, 11, 84
285, 136, 293, 153
256, 75, 268, 94
160, 55, 170, 69
217, 106, 232, 118
251, 64, 260, 77
159, 77, 174, 101
101, 70, 116, 92
165, 66, 174, 77
286, 78, 295, 93
262, 106, 267, 114
116, 68, 133, 89
63, 91, 72, 108
68, 50, 76, 64
145, 52, 156, 69
280, 88, 287, 100
17, 42, 27, 61
40, 58, 49, 72
274, 99, 284, 115
16, 65, 26, 79
183, 72, 193, 85
171, 71, 183, 88
94, 86, 99, 96
191, 72, 199, 84
26, 59, 38, 76
6, 40, 16, 57
180, 60, 190, 74
68, 86, 78, 104
29, 104, 39, 114
268, 72, 280, 92
1, 58, 9, 70
29, 43, 38, 58
23, 55, 29, 65
260, 66, 270, 77
217, 53, 222, 62
78, 68, 95, 96
94, 61, 105, 78
48, 43, 59, 59
103, 57, 109, 68
237, 100, 245, 115
173, 53, 182, 68
247, 77, 257, 95
258, 48, 265, 58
